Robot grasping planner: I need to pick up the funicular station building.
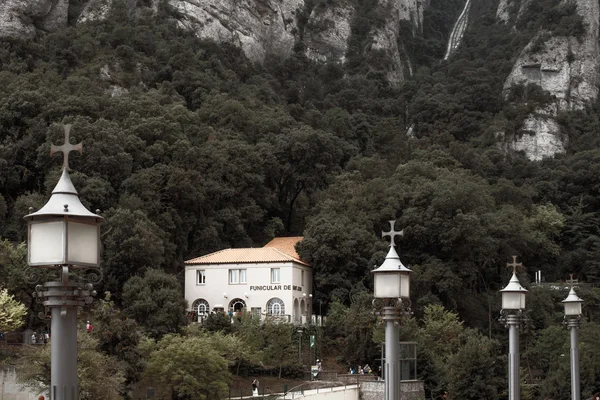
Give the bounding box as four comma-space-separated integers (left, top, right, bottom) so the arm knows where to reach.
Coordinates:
184, 237, 313, 325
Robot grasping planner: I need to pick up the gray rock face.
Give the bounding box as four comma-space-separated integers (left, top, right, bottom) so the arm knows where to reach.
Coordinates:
502, 0, 600, 160
171, 0, 303, 63
0, 0, 68, 38
303, 2, 354, 64
512, 115, 567, 161
496, 0, 511, 23
78, 0, 113, 23
368, 0, 429, 85
303, 0, 429, 84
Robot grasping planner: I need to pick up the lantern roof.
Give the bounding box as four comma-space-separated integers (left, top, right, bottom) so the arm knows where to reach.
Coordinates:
562, 287, 583, 304
372, 245, 412, 274
24, 169, 103, 221
500, 273, 528, 293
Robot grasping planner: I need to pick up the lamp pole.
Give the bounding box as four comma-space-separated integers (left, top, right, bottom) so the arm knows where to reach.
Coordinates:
24, 125, 103, 400
500, 256, 528, 400
298, 328, 303, 364
372, 220, 411, 400
562, 284, 583, 400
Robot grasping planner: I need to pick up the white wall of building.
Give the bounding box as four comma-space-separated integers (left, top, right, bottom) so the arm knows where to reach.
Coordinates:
185, 261, 312, 323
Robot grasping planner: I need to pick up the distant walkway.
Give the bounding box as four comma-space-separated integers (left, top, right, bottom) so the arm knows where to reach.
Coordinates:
444, 0, 472, 60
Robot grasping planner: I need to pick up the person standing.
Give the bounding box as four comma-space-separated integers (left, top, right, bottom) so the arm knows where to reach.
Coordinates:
252, 379, 259, 397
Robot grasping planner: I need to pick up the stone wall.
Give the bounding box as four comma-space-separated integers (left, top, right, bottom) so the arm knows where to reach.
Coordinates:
338, 376, 425, 400
0, 367, 46, 400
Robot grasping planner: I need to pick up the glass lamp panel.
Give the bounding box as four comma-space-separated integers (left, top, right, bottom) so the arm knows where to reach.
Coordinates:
400, 273, 410, 298
67, 220, 99, 266
29, 221, 65, 265
564, 302, 581, 316
374, 273, 401, 298
502, 291, 525, 310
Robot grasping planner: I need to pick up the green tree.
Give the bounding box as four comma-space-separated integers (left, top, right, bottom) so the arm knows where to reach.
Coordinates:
122, 269, 187, 339
446, 333, 503, 400
139, 334, 231, 400
0, 288, 26, 332
101, 209, 166, 297
324, 290, 378, 366
262, 321, 297, 378
15, 329, 125, 399
89, 293, 143, 393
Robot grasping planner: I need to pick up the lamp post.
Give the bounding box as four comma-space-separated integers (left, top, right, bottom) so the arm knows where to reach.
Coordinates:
297, 328, 303, 363
562, 284, 583, 400
372, 220, 411, 400
24, 125, 103, 400
500, 256, 528, 400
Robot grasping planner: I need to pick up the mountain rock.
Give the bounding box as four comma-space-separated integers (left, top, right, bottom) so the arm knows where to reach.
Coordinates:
303, 2, 354, 64
368, 0, 429, 84
502, 0, 599, 160
0, 0, 429, 85
170, 0, 303, 63
0, 0, 68, 38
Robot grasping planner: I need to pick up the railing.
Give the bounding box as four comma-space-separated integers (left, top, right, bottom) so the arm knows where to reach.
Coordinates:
227, 379, 354, 399
278, 381, 358, 399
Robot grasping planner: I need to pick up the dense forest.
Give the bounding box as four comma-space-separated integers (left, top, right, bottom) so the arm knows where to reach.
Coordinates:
1, 0, 600, 398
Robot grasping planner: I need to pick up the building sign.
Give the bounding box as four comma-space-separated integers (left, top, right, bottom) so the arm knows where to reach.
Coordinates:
249, 285, 303, 291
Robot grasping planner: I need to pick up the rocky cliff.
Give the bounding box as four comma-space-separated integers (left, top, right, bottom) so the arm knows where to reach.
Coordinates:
0, 0, 428, 85
0, 0, 69, 38
499, 0, 600, 160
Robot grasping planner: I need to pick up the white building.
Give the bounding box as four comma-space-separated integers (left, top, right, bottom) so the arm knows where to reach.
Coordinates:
184, 237, 312, 325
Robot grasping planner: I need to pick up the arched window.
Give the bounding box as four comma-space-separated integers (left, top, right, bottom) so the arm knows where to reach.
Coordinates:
229, 299, 246, 312
267, 298, 285, 315
192, 299, 210, 319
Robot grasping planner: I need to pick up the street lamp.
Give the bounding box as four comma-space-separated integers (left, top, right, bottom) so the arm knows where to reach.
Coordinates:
372, 220, 411, 400
297, 328, 303, 363
562, 284, 583, 400
500, 256, 528, 400
24, 125, 102, 400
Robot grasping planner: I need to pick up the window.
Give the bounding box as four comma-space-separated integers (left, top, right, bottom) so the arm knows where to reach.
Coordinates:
229, 269, 247, 284
191, 299, 210, 320
196, 270, 206, 285
267, 298, 285, 315
301, 270, 305, 286
271, 268, 281, 283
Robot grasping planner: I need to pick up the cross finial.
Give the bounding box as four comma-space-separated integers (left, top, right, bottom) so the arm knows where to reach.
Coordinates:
50, 124, 82, 171
567, 274, 577, 286
382, 220, 403, 247
506, 256, 523, 274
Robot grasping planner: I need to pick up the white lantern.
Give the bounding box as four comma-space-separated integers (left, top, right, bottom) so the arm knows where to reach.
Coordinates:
372, 246, 411, 299
500, 273, 528, 311
562, 287, 583, 317
25, 169, 103, 268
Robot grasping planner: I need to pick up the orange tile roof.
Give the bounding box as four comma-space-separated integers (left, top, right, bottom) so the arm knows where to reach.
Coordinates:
263, 236, 303, 259
185, 237, 309, 266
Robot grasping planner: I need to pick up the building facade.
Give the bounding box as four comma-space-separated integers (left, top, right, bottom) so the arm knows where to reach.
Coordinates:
184, 237, 312, 325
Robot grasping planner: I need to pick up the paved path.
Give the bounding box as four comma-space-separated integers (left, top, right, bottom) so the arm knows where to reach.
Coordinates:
444, 0, 472, 60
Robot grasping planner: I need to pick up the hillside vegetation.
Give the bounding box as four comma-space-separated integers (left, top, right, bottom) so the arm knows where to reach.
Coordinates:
1, 0, 600, 399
